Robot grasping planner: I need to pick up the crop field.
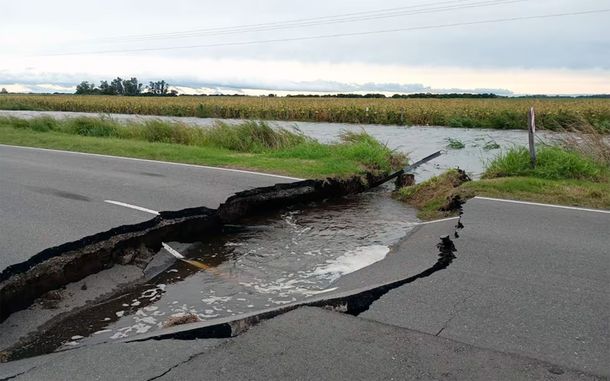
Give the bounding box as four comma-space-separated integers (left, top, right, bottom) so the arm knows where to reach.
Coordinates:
1, 94, 609, 132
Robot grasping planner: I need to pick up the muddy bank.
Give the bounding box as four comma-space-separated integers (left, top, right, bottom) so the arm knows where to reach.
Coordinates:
0, 174, 384, 324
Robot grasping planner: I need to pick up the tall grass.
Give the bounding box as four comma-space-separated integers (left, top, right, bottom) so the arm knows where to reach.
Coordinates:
483, 146, 608, 181
557, 123, 610, 166
0, 116, 405, 176
2, 117, 308, 153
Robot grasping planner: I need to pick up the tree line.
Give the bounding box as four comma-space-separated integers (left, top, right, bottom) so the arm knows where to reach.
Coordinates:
75, 77, 177, 96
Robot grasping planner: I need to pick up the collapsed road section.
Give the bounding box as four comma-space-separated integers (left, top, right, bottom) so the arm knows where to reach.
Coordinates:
1, 174, 381, 321
1, 170, 464, 361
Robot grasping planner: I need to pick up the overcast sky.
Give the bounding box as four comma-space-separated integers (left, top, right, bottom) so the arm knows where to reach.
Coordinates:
1, 0, 609, 95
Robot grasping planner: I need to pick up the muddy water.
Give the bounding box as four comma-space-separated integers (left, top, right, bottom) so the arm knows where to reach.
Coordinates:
32, 189, 417, 351
0, 110, 563, 180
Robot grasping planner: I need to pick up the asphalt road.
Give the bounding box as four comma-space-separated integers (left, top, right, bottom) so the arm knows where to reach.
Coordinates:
361, 197, 610, 376
0, 144, 298, 271
1, 197, 608, 379
0, 308, 598, 381
1, 142, 608, 379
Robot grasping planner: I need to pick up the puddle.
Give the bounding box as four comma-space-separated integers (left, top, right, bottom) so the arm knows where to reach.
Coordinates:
16, 189, 417, 353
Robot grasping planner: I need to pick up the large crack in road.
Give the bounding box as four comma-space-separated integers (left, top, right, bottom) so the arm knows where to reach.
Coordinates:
0, 172, 465, 362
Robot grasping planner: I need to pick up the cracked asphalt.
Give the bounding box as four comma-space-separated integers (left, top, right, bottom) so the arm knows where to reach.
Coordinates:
2, 197, 608, 380
0, 308, 600, 381
361, 197, 610, 376
0, 144, 297, 271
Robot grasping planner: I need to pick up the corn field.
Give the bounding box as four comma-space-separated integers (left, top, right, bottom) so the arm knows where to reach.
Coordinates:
1, 94, 609, 132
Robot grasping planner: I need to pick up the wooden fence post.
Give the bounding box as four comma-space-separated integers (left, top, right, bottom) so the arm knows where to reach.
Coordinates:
528, 107, 537, 168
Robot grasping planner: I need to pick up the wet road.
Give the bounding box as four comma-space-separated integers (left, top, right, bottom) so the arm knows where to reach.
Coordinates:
10, 191, 418, 351
0, 144, 298, 271
1, 110, 608, 377
2, 198, 608, 379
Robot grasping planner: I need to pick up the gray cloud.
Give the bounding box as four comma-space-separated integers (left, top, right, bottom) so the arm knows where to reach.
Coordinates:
172, 79, 513, 95
3, 0, 610, 70
0, 77, 514, 96
2, 0, 609, 94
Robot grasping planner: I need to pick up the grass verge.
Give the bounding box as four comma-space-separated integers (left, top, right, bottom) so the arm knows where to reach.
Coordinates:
0, 117, 404, 179
483, 146, 608, 182
398, 145, 609, 220
461, 177, 610, 210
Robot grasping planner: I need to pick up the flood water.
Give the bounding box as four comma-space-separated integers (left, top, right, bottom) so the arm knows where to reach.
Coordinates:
31, 189, 418, 351
0, 110, 563, 180
285, 121, 559, 180
0, 110, 558, 355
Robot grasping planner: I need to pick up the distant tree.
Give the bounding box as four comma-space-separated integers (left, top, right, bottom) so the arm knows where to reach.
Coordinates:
74, 77, 177, 96
0, 88, 7, 94
147, 80, 169, 95
99, 80, 115, 95
75, 81, 97, 95
110, 77, 124, 95
122, 77, 142, 96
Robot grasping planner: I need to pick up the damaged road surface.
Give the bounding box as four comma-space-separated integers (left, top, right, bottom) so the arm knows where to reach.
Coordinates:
1, 202, 606, 381
2, 148, 607, 379
0, 144, 298, 270
1, 171, 429, 361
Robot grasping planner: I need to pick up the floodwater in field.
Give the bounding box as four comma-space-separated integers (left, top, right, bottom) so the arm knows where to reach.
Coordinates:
284, 121, 559, 180
27, 189, 417, 351
0, 110, 562, 180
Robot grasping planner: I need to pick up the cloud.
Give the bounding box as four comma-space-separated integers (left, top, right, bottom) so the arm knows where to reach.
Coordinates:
0, 83, 75, 93
1, 55, 608, 95
170, 79, 513, 96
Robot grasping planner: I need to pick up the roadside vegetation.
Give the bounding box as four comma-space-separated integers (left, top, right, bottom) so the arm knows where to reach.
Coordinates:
0, 117, 404, 178
399, 138, 610, 219
0, 94, 609, 132
446, 138, 466, 149
397, 169, 473, 220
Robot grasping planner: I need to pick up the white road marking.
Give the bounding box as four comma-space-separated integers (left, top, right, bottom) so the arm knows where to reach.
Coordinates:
161, 242, 225, 273
104, 200, 160, 215
0, 144, 303, 181
474, 196, 610, 214
162, 242, 185, 259
416, 216, 461, 225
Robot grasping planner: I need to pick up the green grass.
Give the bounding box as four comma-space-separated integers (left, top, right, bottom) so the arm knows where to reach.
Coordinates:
398, 146, 609, 220
446, 138, 466, 149
482, 140, 500, 150
484, 146, 608, 181
462, 177, 610, 209
470, 145, 609, 209
2, 117, 309, 152
0, 117, 404, 179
